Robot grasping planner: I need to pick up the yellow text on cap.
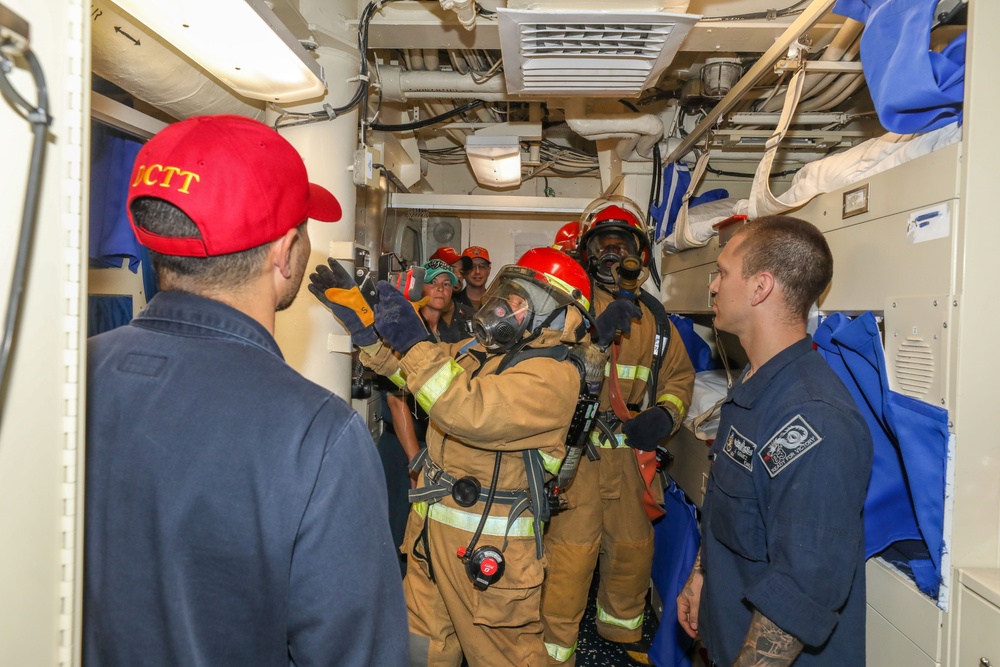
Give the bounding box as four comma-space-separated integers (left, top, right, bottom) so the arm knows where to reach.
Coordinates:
132, 164, 201, 195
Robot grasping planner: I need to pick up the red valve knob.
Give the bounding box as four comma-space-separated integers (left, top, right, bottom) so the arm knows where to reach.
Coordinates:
480, 558, 498, 576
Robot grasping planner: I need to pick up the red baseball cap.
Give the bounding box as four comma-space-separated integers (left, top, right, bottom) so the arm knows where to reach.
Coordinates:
127, 114, 342, 257
430, 246, 462, 265
461, 246, 491, 264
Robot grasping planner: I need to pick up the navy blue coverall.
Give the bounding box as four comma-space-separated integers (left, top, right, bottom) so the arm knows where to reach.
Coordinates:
700, 337, 873, 666
85, 292, 408, 666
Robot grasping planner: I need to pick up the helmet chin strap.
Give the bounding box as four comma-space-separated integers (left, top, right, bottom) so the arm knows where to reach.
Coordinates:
493, 310, 560, 372
528, 308, 561, 340
510, 307, 565, 352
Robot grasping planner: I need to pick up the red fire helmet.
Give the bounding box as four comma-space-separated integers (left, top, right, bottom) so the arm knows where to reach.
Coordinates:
552, 221, 582, 253
579, 200, 651, 268
515, 246, 592, 313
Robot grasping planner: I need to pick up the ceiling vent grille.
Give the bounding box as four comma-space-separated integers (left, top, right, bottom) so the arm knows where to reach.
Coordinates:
498, 9, 698, 96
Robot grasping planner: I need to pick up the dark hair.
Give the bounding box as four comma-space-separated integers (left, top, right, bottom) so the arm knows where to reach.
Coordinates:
130, 197, 273, 288
734, 215, 833, 321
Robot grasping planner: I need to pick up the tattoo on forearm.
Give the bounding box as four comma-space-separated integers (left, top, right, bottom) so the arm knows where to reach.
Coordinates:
682, 550, 702, 599
732, 610, 803, 667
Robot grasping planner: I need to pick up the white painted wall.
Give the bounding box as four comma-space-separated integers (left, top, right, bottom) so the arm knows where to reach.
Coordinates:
0, 1, 87, 665
467, 213, 576, 271
271, 46, 362, 400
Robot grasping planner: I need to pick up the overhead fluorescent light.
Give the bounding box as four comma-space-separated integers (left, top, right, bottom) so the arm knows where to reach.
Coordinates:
466, 135, 522, 188
110, 0, 325, 103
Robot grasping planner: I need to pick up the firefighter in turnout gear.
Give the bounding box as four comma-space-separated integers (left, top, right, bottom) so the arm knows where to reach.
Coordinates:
358, 248, 606, 667
541, 197, 696, 666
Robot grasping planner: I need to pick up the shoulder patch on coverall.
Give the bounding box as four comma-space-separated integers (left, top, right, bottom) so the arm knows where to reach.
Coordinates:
758, 414, 823, 477
723, 426, 757, 472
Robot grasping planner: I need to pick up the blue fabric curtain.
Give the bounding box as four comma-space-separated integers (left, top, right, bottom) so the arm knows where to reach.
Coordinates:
650, 480, 700, 667
814, 312, 949, 598
833, 0, 965, 134
651, 162, 691, 242
139, 244, 159, 303
88, 295, 133, 337
668, 314, 716, 373
90, 121, 144, 272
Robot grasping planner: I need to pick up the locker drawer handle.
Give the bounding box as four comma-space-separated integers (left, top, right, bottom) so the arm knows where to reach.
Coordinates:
981, 658, 992, 667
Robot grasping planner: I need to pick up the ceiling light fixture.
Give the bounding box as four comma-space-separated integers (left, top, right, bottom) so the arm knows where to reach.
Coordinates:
465, 135, 522, 189
110, 0, 325, 103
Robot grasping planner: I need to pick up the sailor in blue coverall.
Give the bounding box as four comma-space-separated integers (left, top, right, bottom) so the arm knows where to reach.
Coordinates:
677, 215, 873, 666
701, 337, 872, 665
85, 115, 409, 666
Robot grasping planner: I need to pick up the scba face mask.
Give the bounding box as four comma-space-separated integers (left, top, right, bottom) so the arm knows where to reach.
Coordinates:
472, 268, 578, 352
472, 282, 533, 351
588, 232, 641, 285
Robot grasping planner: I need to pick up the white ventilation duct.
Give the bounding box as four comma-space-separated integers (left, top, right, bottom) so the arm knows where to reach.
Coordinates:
91, 0, 265, 121
379, 65, 508, 101
562, 99, 663, 160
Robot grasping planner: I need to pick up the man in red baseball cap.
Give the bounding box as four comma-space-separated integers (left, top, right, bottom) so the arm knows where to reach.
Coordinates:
430, 246, 465, 292
455, 245, 492, 311
429, 246, 461, 265
85, 115, 408, 666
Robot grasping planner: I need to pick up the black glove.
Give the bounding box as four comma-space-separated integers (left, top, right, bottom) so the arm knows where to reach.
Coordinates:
373, 282, 431, 354
622, 406, 674, 452
594, 299, 642, 347
308, 259, 378, 346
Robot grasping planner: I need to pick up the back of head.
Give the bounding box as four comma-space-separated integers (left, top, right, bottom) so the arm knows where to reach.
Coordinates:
127, 114, 341, 288
735, 215, 833, 321
130, 198, 273, 288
